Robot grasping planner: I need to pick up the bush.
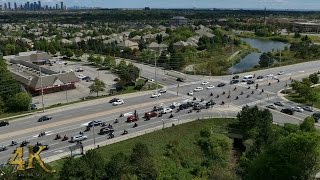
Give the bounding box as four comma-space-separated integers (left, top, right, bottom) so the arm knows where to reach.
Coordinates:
6, 92, 32, 112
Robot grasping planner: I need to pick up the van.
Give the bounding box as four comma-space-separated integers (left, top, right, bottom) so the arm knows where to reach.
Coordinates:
242, 75, 254, 82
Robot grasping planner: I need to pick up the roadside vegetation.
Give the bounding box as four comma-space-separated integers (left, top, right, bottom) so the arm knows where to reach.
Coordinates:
3, 106, 319, 179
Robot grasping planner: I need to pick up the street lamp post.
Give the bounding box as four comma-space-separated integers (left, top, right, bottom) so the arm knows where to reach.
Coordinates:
38, 65, 45, 113
93, 125, 96, 149
162, 119, 165, 129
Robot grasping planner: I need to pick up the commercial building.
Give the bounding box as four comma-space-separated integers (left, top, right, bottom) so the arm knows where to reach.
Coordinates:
292, 22, 320, 33
7, 51, 79, 96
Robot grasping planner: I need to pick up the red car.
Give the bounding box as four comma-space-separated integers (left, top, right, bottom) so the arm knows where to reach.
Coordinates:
127, 115, 139, 122
144, 112, 157, 119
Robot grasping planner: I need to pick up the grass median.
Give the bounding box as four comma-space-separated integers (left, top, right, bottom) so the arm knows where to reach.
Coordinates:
50, 118, 236, 173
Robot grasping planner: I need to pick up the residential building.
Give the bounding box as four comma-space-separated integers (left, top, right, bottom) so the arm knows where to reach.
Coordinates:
171, 16, 188, 26
118, 40, 139, 50
148, 42, 168, 52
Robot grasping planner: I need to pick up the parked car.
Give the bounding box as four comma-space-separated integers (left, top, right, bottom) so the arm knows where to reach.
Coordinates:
170, 102, 181, 109
257, 75, 264, 79
0, 121, 9, 127
177, 78, 184, 82
187, 91, 194, 96
207, 85, 215, 89
158, 89, 167, 93
266, 74, 274, 77
151, 92, 161, 98
292, 106, 304, 112
232, 75, 239, 79
281, 108, 294, 115
312, 113, 320, 122
31, 104, 37, 110
230, 79, 239, 84
277, 71, 284, 75
76, 68, 84, 72
88, 120, 103, 127
112, 99, 124, 106
201, 81, 209, 85
70, 135, 88, 142
247, 80, 255, 84
274, 101, 285, 106
162, 107, 173, 114
109, 98, 119, 103
99, 128, 114, 135
194, 87, 204, 92
127, 115, 139, 122
144, 112, 158, 119
38, 116, 52, 122
266, 104, 277, 109
217, 83, 226, 87
303, 106, 313, 112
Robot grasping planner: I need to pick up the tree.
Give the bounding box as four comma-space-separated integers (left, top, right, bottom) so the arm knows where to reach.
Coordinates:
7, 92, 32, 112
294, 32, 301, 38
104, 152, 132, 180
89, 78, 106, 96
259, 52, 274, 67
246, 132, 320, 180
0, 97, 5, 114
156, 34, 163, 44
300, 117, 316, 132
169, 52, 185, 70
130, 143, 157, 180
64, 48, 74, 58
138, 38, 147, 51
309, 73, 319, 84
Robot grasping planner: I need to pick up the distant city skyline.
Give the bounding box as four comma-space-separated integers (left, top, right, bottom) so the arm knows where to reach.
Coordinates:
0, 0, 320, 10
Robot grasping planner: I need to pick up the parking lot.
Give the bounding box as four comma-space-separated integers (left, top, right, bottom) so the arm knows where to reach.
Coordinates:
33, 58, 119, 107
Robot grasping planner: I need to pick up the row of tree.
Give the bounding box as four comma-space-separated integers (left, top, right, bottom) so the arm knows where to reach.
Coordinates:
0, 55, 32, 113
290, 74, 319, 106
235, 105, 320, 179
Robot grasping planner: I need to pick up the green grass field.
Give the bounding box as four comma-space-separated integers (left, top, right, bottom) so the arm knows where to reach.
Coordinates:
50, 118, 237, 172
286, 86, 320, 109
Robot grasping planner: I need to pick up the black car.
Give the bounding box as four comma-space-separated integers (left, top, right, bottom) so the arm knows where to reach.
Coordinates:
206, 100, 216, 107
177, 78, 184, 82
303, 106, 313, 112
232, 75, 239, 79
217, 83, 226, 87
88, 120, 103, 127
247, 80, 255, 84
38, 116, 52, 122
193, 103, 206, 110
274, 101, 285, 106
281, 108, 294, 115
230, 79, 240, 84
99, 128, 115, 135
0, 121, 9, 127
257, 76, 264, 79
0, 146, 7, 152
109, 98, 119, 103
312, 113, 320, 122
179, 104, 189, 110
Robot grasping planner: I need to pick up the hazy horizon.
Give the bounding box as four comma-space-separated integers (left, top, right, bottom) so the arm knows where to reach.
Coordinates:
1, 0, 320, 10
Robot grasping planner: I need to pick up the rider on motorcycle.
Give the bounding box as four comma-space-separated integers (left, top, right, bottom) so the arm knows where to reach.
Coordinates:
114, 119, 119, 123
133, 123, 138, 128
169, 113, 174, 118
123, 130, 128, 134
210, 92, 213, 96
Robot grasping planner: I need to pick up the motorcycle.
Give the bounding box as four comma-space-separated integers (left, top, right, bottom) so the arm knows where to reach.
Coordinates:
101, 122, 107, 127
10, 141, 18, 146
227, 95, 230, 99
234, 87, 237, 91
133, 123, 138, 128
222, 91, 225, 95
176, 109, 180, 113
196, 109, 201, 113
247, 86, 251, 89
193, 97, 196, 101
38, 132, 46, 137
240, 91, 244, 95
108, 133, 114, 139
268, 82, 271, 86
158, 113, 162, 117
201, 98, 204, 102
114, 119, 119, 124
119, 113, 124, 117
216, 95, 219, 98
169, 114, 174, 118
54, 134, 61, 140
62, 135, 68, 141
108, 124, 113, 129
251, 91, 254, 94
20, 140, 30, 147
145, 116, 151, 121
262, 89, 264, 93
256, 84, 259, 89
84, 126, 90, 132
247, 95, 250, 98
122, 130, 128, 135
210, 93, 213, 96
221, 101, 225, 105
235, 96, 239, 100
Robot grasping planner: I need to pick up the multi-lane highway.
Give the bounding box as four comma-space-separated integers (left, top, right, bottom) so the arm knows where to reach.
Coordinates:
0, 60, 320, 164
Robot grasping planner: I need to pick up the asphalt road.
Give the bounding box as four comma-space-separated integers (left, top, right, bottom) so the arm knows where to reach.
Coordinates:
0, 60, 320, 164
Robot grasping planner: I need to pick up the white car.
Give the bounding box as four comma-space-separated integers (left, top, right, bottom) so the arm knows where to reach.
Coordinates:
171, 102, 181, 107
292, 106, 304, 112
277, 71, 284, 75
162, 107, 173, 114
158, 89, 167, 93
194, 87, 204, 92
70, 135, 88, 142
112, 99, 124, 106
201, 81, 209, 85
266, 74, 274, 77
187, 91, 194, 96
123, 112, 133, 117
151, 92, 161, 98
206, 85, 215, 89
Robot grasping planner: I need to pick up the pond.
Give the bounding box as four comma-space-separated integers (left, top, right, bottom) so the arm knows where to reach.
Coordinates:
229, 38, 289, 73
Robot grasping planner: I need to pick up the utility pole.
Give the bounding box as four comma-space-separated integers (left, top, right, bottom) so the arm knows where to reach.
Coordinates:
39, 65, 45, 113
93, 125, 96, 149
280, 50, 282, 67
65, 83, 68, 103
228, 39, 234, 108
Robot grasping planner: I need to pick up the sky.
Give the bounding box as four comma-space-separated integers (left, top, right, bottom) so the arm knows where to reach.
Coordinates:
2, 0, 320, 10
